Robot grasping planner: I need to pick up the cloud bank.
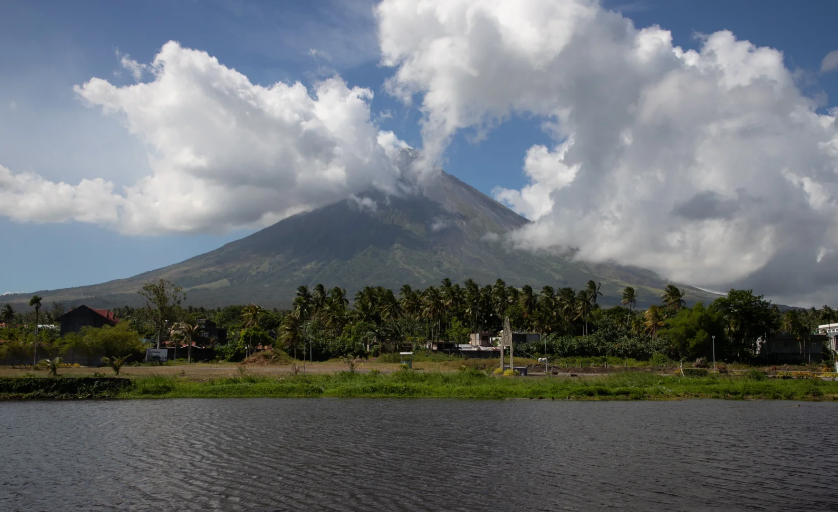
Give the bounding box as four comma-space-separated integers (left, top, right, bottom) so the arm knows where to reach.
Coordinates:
377, 0, 838, 303
0, 41, 404, 234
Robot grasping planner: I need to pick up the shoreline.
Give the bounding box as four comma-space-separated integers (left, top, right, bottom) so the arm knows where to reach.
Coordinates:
2, 371, 837, 401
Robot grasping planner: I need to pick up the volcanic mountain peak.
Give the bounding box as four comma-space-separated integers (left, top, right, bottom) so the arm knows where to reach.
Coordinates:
4, 169, 714, 309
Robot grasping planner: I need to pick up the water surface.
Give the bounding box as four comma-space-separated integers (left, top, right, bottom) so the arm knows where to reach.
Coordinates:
1, 399, 835, 511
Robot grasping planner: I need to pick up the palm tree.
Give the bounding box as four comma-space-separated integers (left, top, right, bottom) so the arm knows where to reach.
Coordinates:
312, 284, 328, 315
172, 320, 201, 363
294, 285, 313, 322
39, 356, 63, 377
101, 355, 130, 376
661, 285, 686, 313
399, 285, 421, 320
586, 281, 602, 307
576, 290, 593, 335
1, 303, 14, 326
422, 286, 445, 340
492, 279, 509, 319
557, 287, 577, 333
278, 314, 302, 358
378, 288, 401, 321
241, 304, 264, 329
29, 295, 42, 365
621, 287, 637, 312
644, 305, 666, 338
519, 285, 537, 329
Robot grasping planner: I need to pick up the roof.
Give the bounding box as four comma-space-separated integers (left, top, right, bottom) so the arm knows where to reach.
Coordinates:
57, 305, 120, 323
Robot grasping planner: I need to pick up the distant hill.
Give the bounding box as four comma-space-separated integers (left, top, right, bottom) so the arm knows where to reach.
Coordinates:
3, 161, 718, 310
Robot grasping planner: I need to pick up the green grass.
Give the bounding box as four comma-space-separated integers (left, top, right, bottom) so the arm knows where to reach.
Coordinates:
117, 371, 838, 400
3, 371, 837, 400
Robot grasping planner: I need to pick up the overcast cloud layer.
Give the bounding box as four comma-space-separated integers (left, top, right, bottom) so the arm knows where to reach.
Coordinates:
377, 0, 838, 303
0, 41, 405, 234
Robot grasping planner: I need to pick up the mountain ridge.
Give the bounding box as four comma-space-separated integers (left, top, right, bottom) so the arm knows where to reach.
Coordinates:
3, 170, 717, 309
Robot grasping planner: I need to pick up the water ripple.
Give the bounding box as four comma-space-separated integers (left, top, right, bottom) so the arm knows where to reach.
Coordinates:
1, 399, 836, 511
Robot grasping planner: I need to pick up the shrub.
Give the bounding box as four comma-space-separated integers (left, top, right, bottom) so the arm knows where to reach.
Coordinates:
502, 369, 519, 376
747, 369, 767, 381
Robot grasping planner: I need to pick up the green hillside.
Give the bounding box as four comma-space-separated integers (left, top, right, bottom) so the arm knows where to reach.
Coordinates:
3, 170, 717, 309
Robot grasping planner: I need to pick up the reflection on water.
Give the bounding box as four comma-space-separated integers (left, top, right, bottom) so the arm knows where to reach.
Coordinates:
1, 399, 836, 511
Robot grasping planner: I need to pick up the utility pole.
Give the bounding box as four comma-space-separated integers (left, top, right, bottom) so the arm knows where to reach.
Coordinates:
712, 335, 716, 373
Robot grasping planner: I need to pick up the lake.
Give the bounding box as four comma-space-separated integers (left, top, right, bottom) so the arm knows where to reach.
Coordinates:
1, 399, 835, 511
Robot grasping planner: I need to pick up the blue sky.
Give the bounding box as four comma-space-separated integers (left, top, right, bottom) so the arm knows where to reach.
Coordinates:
1, 0, 837, 300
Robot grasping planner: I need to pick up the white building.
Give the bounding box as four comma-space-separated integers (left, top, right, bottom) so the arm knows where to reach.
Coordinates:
816, 324, 838, 353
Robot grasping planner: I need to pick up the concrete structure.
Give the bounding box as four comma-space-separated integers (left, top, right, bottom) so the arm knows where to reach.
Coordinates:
56, 305, 119, 336
817, 324, 838, 353
469, 332, 494, 347
758, 333, 825, 364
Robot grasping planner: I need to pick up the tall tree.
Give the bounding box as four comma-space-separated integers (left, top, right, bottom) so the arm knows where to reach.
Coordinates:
422, 286, 445, 340
576, 290, 593, 335
29, 295, 42, 365
621, 287, 637, 312
586, 281, 602, 307
661, 285, 686, 313
1, 303, 14, 326
293, 285, 313, 322
399, 285, 421, 320
139, 279, 186, 349
172, 320, 201, 364
557, 287, 577, 333
644, 305, 666, 338
712, 289, 778, 359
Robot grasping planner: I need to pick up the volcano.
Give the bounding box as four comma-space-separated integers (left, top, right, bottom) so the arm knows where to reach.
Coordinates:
5, 166, 714, 309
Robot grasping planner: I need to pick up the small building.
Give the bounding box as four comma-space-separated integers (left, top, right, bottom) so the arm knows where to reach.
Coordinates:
511, 333, 541, 344
817, 323, 838, 353
469, 332, 494, 347
57, 305, 119, 336
759, 333, 825, 364
197, 318, 227, 346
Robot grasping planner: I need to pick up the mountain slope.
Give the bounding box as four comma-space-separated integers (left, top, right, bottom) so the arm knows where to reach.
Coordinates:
4, 171, 717, 309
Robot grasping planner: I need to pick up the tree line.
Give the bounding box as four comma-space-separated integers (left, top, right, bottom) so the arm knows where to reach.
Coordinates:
2, 277, 835, 365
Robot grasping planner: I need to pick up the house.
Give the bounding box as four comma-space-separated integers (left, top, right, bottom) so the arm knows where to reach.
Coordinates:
57, 305, 119, 336
758, 333, 825, 364
469, 332, 494, 347
197, 318, 227, 346
817, 323, 838, 353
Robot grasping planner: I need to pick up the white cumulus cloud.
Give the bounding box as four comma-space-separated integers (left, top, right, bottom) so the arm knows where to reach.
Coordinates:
821, 49, 838, 73
0, 41, 405, 235
377, 0, 838, 303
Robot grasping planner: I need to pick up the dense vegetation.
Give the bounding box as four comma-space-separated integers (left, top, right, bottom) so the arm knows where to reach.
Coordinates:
2, 277, 836, 366
2, 372, 835, 401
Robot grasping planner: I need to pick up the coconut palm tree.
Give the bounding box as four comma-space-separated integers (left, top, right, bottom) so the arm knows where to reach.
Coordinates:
241, 304, 264, 329
644, 305, 666, 338
172, 320, 201, 363
101, 355, 130, 376
312, 284, 328, 315
585, 280, 602, 307
1, 303, 14, 326
378, 288, 401, 321
621, 287, 637, 312
294, 285, 313, 322
422, 286, 445, 340
29, 295, 42, 365
399, 285, 421, 320
557, 287, 577, 333
576, 290, 593, 335
40, 356, 63, 377
661, 285, 686, 313
278, 314, 302, 358
519, 285, 537, 329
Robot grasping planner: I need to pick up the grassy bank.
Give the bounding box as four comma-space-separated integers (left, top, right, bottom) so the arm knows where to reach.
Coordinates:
3, 371, 837, 400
